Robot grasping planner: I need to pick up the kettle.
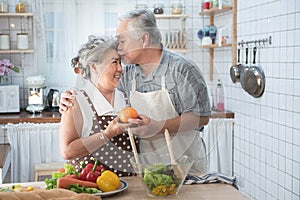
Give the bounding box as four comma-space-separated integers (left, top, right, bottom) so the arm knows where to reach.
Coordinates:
46, 89, 60, 112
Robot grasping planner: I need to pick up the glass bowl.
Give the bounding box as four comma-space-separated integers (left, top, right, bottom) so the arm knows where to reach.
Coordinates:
130, 153, 194, 197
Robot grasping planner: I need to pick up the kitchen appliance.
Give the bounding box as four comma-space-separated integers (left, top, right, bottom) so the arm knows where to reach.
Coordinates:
26, 86, 46, 113
45, 89, 60, 112
25, 75, 46, 113
0, 85, 20, 113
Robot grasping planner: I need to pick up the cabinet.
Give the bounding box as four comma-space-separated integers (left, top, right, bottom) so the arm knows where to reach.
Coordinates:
0, 13, 34, 54
155, 14, 189, 53
199, 0, 237, 80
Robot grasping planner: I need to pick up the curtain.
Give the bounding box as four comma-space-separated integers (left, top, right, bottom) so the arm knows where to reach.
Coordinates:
202, 118, 234, 176
7, 123, 64, 183
44, 0, 105, 90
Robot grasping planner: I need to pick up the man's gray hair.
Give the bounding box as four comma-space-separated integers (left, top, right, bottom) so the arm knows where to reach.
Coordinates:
118, 9, 162, 45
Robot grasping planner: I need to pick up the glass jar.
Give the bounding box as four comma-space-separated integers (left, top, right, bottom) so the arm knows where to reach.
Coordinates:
0, 0, 8, 13
17, 33, 29, 49
153, 4, 164, 14
16, 1, 26, 13
0, 34, 10, 50
171, 3, 183, 14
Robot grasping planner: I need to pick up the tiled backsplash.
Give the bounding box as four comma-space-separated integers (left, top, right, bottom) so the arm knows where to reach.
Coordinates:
188, 1, 300, 199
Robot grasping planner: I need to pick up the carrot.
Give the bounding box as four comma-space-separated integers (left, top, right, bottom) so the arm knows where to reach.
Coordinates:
65, 174, 79, 179
57, 177, 98, 189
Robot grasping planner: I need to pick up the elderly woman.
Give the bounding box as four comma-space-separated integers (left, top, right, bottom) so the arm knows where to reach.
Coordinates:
59, 35, 139, 176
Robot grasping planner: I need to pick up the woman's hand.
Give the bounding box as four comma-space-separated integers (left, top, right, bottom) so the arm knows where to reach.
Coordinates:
127, 115, 164, 138
104, 116, 124, 139
59, 90, 77, 113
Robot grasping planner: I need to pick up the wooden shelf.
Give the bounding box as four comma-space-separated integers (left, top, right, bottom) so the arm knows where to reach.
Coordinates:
0, 49, 34, 54
198, 1, 236, 81
200, 43, 232, 49
199, 6, 232, 16
0, 13, 33, 17
154, 14, 188, 20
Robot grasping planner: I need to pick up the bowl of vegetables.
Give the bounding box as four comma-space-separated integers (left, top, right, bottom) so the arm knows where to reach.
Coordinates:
130, 153, 194, 197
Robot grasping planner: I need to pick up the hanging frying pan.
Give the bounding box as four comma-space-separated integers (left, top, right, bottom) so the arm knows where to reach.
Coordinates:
243, 46, 265, 98
240, 47, 249, 91
230, 47, 242, 83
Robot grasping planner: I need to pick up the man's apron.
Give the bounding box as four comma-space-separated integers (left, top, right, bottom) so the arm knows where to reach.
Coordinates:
130, 74, 207, 173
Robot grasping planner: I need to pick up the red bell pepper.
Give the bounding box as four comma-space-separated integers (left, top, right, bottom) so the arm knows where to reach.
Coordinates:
85, 159, 101, 182
80, 158, 104, 182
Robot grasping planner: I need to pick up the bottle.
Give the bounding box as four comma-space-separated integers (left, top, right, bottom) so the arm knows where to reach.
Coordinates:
215, 79, 224, 111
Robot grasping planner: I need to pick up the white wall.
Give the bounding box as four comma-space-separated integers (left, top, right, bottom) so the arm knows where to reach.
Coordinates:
189, 1, 300, 199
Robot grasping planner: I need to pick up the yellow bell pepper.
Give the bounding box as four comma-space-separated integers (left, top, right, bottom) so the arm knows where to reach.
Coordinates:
96, 170, 121, 192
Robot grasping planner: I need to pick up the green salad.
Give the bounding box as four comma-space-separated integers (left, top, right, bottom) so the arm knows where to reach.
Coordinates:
142, 164, 181, 196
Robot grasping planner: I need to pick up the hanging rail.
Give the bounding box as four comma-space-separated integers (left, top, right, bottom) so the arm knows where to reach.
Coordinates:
238, 36, 272, 47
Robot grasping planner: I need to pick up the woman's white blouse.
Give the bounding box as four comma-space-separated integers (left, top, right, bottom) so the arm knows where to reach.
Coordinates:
76, 81, 126, 137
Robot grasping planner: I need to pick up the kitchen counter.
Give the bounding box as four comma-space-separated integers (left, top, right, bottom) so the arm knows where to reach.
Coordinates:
0, 110, 233, 124
0, 176, 249, 199
0, 111, 61, 124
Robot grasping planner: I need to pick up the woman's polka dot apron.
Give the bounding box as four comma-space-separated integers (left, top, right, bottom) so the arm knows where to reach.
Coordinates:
67, 91, 139, 177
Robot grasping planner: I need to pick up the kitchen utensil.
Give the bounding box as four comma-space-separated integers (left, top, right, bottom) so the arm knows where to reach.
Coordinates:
127, 128, 141, 173
164, 129, 184, 178
240, 47, 249, 91
243, 46, 265, 98
230, 47, 242, 83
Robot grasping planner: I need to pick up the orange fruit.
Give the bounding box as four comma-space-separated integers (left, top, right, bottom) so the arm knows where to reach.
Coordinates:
118, 107, 138, 123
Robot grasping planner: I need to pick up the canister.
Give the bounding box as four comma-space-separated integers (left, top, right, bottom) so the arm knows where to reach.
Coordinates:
202, 0, 212, 11
0, 0, 8, 13
0, 34, 10, 50
16, 1, 26, 13
17, 33, 29, 49
171, 3, 183, 14
153, 4, 164, 14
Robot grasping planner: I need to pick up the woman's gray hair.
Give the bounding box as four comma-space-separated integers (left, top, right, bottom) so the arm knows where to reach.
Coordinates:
71, 35, 118, 79
118, 10, 162, 45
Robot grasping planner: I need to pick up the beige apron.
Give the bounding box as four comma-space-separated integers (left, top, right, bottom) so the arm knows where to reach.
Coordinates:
130, 74, 207, 173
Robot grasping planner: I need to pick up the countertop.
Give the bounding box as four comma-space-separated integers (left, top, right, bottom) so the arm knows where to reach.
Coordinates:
0, 176, 249, 199
0, 110, 234, 125
0, 111, 61, 124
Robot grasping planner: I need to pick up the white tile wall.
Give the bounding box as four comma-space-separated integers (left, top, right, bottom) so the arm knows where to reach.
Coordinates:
0, 0, 299, 199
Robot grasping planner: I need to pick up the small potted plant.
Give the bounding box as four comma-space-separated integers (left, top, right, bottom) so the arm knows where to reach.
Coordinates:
0, 59, 20, 85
